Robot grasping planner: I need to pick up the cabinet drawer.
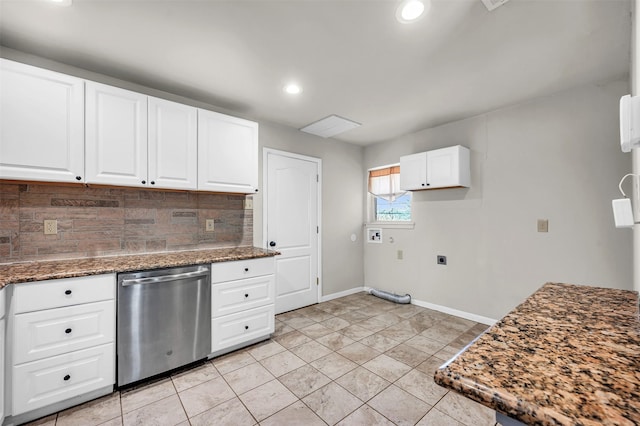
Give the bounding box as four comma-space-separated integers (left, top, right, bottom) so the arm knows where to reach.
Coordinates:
14, 274, 115, 314
212, 275, 274, 318
211, 257, 275, 283
14, 300, 115, 364
212, 305, 274, 353
12, 343, 115, 415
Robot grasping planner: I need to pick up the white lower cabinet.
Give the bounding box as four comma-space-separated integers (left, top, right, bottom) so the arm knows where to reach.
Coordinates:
212, 305, 275, 353
1, 287, 6, 424
13, 301, 115, 365
12, 343, 114, 415
210, 258, 275, 356
8, 275, 116, 419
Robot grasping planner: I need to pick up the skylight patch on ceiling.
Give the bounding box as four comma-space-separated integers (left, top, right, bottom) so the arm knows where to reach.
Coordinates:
300, 115, 361, 138
481, 0, 510, 11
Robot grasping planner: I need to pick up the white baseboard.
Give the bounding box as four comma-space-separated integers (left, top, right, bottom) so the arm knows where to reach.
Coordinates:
321, 286, 366, 302
411, 298, 497, 325
363, 286, 496, 325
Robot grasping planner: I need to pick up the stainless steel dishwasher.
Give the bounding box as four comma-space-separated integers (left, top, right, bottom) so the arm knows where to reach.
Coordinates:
117, 264, 211, 387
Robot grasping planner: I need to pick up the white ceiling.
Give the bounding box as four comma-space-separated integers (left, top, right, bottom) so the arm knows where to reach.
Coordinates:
0, 0, 632, 145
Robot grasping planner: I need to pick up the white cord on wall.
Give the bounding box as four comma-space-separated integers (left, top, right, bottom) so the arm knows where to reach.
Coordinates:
618, 173, 640, 198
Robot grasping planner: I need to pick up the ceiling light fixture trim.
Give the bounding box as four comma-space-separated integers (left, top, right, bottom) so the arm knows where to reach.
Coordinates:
396, 0, 430, 23
284, 83, 302, 95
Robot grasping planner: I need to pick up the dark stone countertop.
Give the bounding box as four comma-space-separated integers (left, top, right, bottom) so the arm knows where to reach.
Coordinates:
434, 282, 640, 426
0, 246, 278, 287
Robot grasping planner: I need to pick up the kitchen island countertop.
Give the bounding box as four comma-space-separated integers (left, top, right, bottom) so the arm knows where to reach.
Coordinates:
0, 246, 278, 287
434, 282, 640, 426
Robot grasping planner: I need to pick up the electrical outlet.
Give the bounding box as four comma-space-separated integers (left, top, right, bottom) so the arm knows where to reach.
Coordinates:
44, 220, 57, 235
205, 219, 215, 232
537, 219, 549, 233
397, 250, 403, 260
244, 198, 253, 210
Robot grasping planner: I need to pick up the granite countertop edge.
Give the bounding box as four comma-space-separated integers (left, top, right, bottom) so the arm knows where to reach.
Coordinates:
0, 246, 279, 287
433, 282, 640, 426
433, 330, 564, 426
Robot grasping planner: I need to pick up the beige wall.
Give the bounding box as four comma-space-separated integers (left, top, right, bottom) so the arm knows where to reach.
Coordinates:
364, 80, 633, 320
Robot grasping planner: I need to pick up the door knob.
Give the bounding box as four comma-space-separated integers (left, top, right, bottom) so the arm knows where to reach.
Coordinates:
269, 241, 276, 247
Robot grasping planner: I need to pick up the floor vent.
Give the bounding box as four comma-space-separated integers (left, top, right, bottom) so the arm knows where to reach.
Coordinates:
481, 0, 510, 12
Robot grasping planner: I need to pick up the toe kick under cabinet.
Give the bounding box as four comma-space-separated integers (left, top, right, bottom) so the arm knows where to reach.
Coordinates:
210, 257, 275, 357
8, 274, 116, 421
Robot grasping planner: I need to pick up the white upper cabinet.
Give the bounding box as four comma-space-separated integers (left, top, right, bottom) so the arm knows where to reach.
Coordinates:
400, 145, 470, 190
148, 97, 198, 190
1, 60, 259, 194
85, 81, 148, 187
0, 59, 85, 183
400, 151, 428, 190
198, 109, 258, 194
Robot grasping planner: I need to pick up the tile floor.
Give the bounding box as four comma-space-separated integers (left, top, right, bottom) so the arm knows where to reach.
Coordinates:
26, 292, 497, 426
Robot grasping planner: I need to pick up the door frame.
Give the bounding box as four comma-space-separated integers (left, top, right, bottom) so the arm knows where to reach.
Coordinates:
262, 148, 323, 306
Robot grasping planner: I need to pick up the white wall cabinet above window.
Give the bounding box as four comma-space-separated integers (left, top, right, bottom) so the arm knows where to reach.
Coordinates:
148, 97, 198, 190
400, 145, 470, 190
85, 82, 149, 187
198, 109, 259, 194
0, 59, 85, 183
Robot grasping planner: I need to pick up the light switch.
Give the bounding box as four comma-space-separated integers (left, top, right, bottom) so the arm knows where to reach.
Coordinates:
537, 219, 549, 233
205, 219, 215, 232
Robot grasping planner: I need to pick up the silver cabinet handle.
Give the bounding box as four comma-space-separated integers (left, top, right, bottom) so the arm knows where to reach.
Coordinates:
121, 269, 209, 286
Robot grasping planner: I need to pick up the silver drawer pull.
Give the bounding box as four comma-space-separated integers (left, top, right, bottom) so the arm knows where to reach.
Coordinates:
121, 269, 209, 286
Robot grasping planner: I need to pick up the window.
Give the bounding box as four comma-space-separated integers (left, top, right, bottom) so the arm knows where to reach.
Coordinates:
368, 164, 413, 226
374, 193, 412, 222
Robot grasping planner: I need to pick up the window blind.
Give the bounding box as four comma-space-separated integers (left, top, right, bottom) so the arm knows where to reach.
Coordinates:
368, 166, 406, 202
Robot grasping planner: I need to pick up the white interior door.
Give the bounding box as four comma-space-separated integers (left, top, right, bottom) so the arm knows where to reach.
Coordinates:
265, 150, 320, 314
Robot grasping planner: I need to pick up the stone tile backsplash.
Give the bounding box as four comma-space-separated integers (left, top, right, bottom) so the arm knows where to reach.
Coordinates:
0, 182, 253, 262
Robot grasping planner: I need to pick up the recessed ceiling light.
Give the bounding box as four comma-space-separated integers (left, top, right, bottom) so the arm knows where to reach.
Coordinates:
396, 0, 430, 23
283, 83, 302, 95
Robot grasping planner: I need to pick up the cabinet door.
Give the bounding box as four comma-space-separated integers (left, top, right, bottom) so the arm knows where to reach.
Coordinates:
0, 59, 84, 183
85, 82, 148, 187
198, 110, 258, 193
426, 146, 470, 188
211, 305, 274, 353
13, 300, 115, 364
212, 275, 275, 317
148, 97, 198, 190
399, 152, 427, 190
12, 343, 114, 416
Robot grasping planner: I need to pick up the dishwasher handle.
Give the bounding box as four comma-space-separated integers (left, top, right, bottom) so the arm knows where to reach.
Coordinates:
121, 268, 210, 287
